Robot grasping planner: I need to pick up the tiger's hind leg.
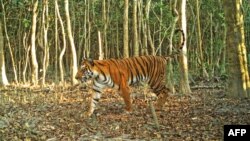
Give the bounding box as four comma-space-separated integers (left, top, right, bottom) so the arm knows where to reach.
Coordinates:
150, 83, 170, 111
154, 87, 170, 110
149, 69, 170, 110
119, 77, 132, 113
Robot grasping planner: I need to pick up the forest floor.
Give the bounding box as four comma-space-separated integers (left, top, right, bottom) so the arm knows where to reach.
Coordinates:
0, 81, 250, 141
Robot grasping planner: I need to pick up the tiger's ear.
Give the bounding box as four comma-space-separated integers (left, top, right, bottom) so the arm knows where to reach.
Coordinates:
87, 58, 94, 66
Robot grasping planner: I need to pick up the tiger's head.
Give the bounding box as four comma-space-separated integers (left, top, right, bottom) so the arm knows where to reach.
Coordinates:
75, 58, 95, 82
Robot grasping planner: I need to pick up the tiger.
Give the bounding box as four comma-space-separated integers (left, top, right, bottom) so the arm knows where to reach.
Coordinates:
75, 29, 184, 117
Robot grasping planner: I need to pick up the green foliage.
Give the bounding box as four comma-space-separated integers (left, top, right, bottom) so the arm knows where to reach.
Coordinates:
22, 18, 31, 28
1, 0, 249, 83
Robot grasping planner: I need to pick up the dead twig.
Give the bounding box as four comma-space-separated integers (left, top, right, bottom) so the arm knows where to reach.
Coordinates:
191, 85, 224, 90
149, 101, 160, 130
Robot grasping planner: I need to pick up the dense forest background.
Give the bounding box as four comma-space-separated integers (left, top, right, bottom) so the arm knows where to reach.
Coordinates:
0, 0, 249, 85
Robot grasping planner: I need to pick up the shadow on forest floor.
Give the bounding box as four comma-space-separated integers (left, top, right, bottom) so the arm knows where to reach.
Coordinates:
0, 83, 249, 140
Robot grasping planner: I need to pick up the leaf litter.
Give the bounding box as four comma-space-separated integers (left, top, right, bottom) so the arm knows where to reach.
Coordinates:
0, 85, 249, 140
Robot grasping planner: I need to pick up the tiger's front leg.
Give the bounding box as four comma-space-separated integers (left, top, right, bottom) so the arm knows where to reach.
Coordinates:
84, 81, 103, 118
84, 92, 101, 117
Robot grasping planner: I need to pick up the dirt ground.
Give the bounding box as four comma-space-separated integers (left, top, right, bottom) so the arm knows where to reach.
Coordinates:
0, 84, 249, 140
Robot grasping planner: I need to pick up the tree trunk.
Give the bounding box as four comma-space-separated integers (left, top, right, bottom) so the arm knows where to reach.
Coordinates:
55, 0, 66, 84
123, 0, 129, 58
140, 1, 148, 55
22, 33, 30, 83
178, 0, 191, 94
64, 0, 78, 85
133, 0, 139, 56
30, 0, 39, 85
102, 0, 108, 58
158, 0, 163, 56
196, 0, 208, 79
223, 0, 250, 97
82, 0, 91, 59
116, 5, 120, 58
98, 31, 104, 60
0, 20, 9, 86
167, 0, 179, 93
1, 1, 18, 84
137, 0, 142, 55
54, 0, 58, 83
42, 0, 49, 86
82, 0, 87, 59
86, 0, 91, 58
145, 0, 154, 55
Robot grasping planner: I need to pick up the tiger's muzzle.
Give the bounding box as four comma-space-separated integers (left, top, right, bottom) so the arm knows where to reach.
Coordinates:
75, 70, 93, 83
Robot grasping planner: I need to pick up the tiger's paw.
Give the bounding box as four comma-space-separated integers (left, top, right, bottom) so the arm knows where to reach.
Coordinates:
122, 106, 132, 115
125, 106, 132, 112
81, 111, 93, 118
155, 94, 168, 111
154, 103, 163, 111
155, 99, 165, 111
121, 110, 132, 116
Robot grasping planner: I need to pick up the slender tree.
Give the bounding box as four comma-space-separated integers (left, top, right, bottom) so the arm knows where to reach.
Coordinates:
102, 0, 107, 58
223, 0, 250, 97
158, 0, 163, 56
178, 0, 191, 94
30, 0, 39, 85
196, 0, 208, 78
145, 0, 155, 55
123, 0, 129, 58
133, 0, 139, 56
0, 20, 9, 86
167, 0, 179, 93
115, 3, 120, 58
55, 0, 66, 84
1, 1, 18, 84
54, 0, 58, 83
98, 31, 104, 60
41, 0, 49, 86
85, 0, 91, 58
64, 0, 78, 85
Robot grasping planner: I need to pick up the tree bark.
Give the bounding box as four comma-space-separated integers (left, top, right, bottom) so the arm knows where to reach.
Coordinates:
102, 0, 108, 58
167, 0, 179, 93
98, 31, 104, 60
158, 0, 163, 56
64, 0, 78, 85
133, 0, 139, 56
55, 0, 66, 84
1, 1, 18, 84
196, 0, 208, 79
223, 0, 250, 97
0, 20, 9, 86
42, 0, 49, 86
123, 0, 129, 58
116, 5, 120, 58
145, 0, 155, 55
54, 0, 58, 83
178, 0, 191, 94
30, 0, 39, 85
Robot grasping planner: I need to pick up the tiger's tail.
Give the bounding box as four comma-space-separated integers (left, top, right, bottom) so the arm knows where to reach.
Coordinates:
174, 28, 185, 52
165, 29, 185, 60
